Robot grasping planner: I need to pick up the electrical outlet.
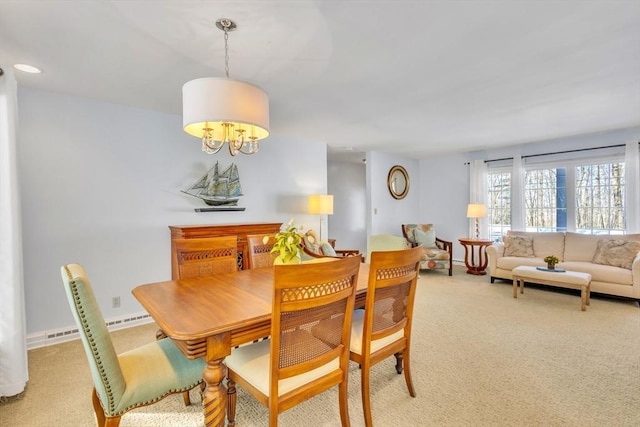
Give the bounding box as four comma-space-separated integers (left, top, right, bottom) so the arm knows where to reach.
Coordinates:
112, 296, 120, 308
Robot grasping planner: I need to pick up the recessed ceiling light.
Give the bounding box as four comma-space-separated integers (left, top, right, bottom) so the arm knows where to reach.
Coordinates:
14, 64, 42, 74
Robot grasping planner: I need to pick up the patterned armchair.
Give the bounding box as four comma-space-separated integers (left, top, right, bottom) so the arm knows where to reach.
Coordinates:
402, 224, 453, 276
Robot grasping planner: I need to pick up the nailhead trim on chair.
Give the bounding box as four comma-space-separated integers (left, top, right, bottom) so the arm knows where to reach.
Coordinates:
64, 265, 118, 414
64, 265, 204, 417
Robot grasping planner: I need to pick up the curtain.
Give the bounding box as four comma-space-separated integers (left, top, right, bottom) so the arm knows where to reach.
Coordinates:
469, 160, 488, 238
625, 140, 640, 234
0, 67, 28, 397
511, 156, 526, 231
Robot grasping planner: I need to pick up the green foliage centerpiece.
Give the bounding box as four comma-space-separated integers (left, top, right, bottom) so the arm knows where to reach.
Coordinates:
269, 219, 303, 265
544, 255, 559, 270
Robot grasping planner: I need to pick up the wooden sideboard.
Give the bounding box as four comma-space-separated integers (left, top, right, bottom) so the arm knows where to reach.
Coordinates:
169, 223, 282, 278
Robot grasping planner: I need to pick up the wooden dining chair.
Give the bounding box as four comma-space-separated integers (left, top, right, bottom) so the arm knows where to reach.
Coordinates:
351, 245, 422, 426
61, 264, 205, 427
246, 234, 276, 269
225, 255, 362, 427
162, 235, 240, 403
160, 236, 238, 345
172, 236, 238, 279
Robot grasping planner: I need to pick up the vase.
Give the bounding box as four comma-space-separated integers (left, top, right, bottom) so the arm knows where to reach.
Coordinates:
547, 263, 556, 270
274, 252, 301, 265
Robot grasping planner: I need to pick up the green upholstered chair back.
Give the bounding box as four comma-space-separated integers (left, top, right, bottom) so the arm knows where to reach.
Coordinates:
61, 264, 125, 415
366, 234, 410, 263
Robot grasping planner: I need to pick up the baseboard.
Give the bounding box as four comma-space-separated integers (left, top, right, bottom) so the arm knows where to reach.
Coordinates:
26, 312, 154, 350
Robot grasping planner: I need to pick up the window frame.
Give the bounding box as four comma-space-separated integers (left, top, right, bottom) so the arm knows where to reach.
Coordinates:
486, 153, 627, 237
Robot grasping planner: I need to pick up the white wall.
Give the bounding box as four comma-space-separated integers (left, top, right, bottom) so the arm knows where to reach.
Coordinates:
17, 88, 328, 335
366, 152, 420, 236
418, 152, 470, 262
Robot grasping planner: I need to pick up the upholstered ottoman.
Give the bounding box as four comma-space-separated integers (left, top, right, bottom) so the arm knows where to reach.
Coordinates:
512, 265, 592, 311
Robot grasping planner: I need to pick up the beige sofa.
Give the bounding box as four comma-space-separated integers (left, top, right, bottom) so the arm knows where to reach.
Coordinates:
486, 231, 640, 300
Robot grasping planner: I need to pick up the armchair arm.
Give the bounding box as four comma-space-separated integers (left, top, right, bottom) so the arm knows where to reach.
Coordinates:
486, 243, 505, 276
436, 237, 453, 276
335, 249, 360, 257
435, 237, 452, 254
299, 243, 327, 259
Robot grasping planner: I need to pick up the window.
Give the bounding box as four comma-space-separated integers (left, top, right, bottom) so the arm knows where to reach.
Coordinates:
487, 156, 626, 237
575, 162, 625, 234
524, 168, 567, 232
487, 169, 511, 241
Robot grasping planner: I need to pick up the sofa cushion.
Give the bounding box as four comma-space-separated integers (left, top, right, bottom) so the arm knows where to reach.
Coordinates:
508, 231, 565, 260
497, 257, 544, 270
503, 235, 535, 257
563, 232, 601, 262
592, 239, 640, 270
559, 261, 634, 285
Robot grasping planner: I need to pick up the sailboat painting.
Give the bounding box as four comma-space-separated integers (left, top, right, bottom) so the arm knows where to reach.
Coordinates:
182, 162, 245, 208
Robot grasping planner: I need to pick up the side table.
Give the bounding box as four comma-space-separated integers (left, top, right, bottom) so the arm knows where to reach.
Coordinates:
458, 238, 493, 275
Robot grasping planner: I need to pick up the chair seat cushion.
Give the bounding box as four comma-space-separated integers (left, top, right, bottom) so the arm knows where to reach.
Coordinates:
422, 247, 450, 260
349, 310, 404, 356
225, 335, 339, 397
115, 338, 205, 414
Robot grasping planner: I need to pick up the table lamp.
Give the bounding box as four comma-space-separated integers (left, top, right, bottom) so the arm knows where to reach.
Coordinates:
467, 203, 487, 239
308, 194, 334, 241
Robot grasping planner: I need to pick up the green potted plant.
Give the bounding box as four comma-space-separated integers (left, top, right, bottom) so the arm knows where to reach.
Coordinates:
268, 219, 303, 265
544, 255, 559, 270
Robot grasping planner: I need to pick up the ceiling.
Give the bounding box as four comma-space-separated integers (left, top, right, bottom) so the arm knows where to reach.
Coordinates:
1, 0, 639, 160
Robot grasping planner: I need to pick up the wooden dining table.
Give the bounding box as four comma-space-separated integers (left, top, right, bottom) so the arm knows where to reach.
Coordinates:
132, 261, 370, 427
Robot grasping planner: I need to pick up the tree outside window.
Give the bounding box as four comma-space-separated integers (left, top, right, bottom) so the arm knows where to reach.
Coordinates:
487, 159, 626, 237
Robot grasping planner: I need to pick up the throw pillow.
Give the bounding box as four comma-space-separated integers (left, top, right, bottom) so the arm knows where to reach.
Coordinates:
503, 235, 535, 257
413, 227, 436, 248
320, 242, 337, 257
592, 239, 640, 270
303, 235, 321, 254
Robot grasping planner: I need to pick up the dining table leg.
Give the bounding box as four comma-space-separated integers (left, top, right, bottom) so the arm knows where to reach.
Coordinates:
203, 333, 231, 427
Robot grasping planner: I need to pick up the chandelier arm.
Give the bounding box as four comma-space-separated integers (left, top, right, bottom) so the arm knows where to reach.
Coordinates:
237, 142, 259, 155
202, 136, 225, 154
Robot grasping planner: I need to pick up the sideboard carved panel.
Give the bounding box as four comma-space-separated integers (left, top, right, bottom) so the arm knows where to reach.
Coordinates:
169, 223, 282, 279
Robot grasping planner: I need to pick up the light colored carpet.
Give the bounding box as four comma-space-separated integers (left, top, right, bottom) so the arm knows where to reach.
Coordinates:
2, 266, 639, 426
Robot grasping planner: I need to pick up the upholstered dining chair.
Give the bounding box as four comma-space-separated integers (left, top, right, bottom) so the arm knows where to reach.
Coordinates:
172, 236, 238, 279
365, 234, 410, 263
402, 224, 453, 276
351, 246, 422, 426
225, 255, 362, 427
246, 234, 276, 269
60, 263, 205, 427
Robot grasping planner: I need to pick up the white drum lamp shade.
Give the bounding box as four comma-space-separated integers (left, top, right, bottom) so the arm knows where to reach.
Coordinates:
182, 77, 270, 140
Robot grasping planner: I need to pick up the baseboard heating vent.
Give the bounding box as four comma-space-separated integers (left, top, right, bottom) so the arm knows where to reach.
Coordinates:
27, 312, 153, 350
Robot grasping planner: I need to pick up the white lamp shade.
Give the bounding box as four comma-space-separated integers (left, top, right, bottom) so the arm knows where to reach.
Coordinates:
308, 194, 334, 215
183, 77, 270, 140
467, 203, 487, 218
